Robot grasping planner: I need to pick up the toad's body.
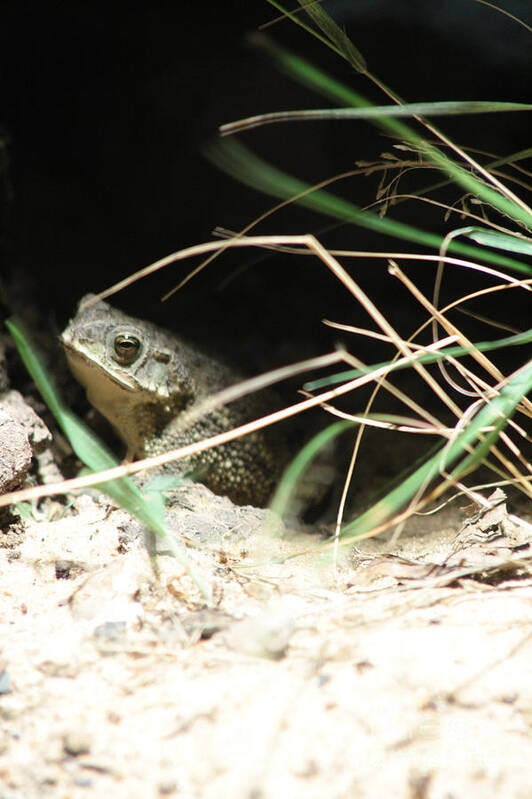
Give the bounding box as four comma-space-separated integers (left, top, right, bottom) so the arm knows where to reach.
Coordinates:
61, 295, 287, 506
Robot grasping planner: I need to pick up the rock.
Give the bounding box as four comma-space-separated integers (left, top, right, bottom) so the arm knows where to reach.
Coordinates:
180, 608, 234, 640
0, 390, 52, 495
158, 780, 178, 795
0, 403, 33, 494
63, 729, 92, 756
93, 621, 127, 640
1, 390, 51, 454
0, 668, 11, 694
224, 607, 295, 660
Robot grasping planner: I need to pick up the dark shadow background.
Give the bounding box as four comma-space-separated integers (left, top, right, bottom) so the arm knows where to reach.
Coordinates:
1, 0, 530, 380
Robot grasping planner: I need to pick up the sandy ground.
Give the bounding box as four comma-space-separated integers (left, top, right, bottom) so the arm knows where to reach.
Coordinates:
2, 480, 532, 799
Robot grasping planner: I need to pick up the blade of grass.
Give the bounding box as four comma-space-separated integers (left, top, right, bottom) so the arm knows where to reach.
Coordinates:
299, 0, 367, 73
267, 4, 532, 218
463, 228, 532, 255
208, 138, 531, 275
265, 0, 365, 68
269, 420, 353, 519
295, 0, 367, 72
264, 0, 355, 66
221, 101, 532, 134
303, 328, 532, 391
249, 34, 532, 229
338, 359, 532, 542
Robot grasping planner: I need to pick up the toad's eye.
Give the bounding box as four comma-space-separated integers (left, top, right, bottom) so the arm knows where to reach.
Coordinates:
113, 334, 141, 365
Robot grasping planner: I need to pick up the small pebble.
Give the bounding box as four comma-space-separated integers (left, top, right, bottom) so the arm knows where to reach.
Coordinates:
158, 780, 177, 795
93, 621, 127, 640
63, 730, 92, 757
0, 669, 11, 694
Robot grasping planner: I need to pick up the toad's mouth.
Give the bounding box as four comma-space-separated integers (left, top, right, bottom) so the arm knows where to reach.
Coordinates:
62, 343, 138, 394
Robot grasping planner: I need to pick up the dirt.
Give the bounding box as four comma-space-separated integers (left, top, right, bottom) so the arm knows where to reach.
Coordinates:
2, 472, 532, 799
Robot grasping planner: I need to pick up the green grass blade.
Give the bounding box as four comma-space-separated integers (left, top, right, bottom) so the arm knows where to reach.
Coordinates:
223, 101, 532, 132
252, 36, 532, 231
208, 139, 531, 275
304, 329, 532, 391
265, 0, 367, 72
338, 359, 532, 542
499, 147, 532, 165
6, 318, 211, 600
269, 420, 353, 519
463, 228, 532, 255
263, 1, 346, 63
295, 0, 367, 72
